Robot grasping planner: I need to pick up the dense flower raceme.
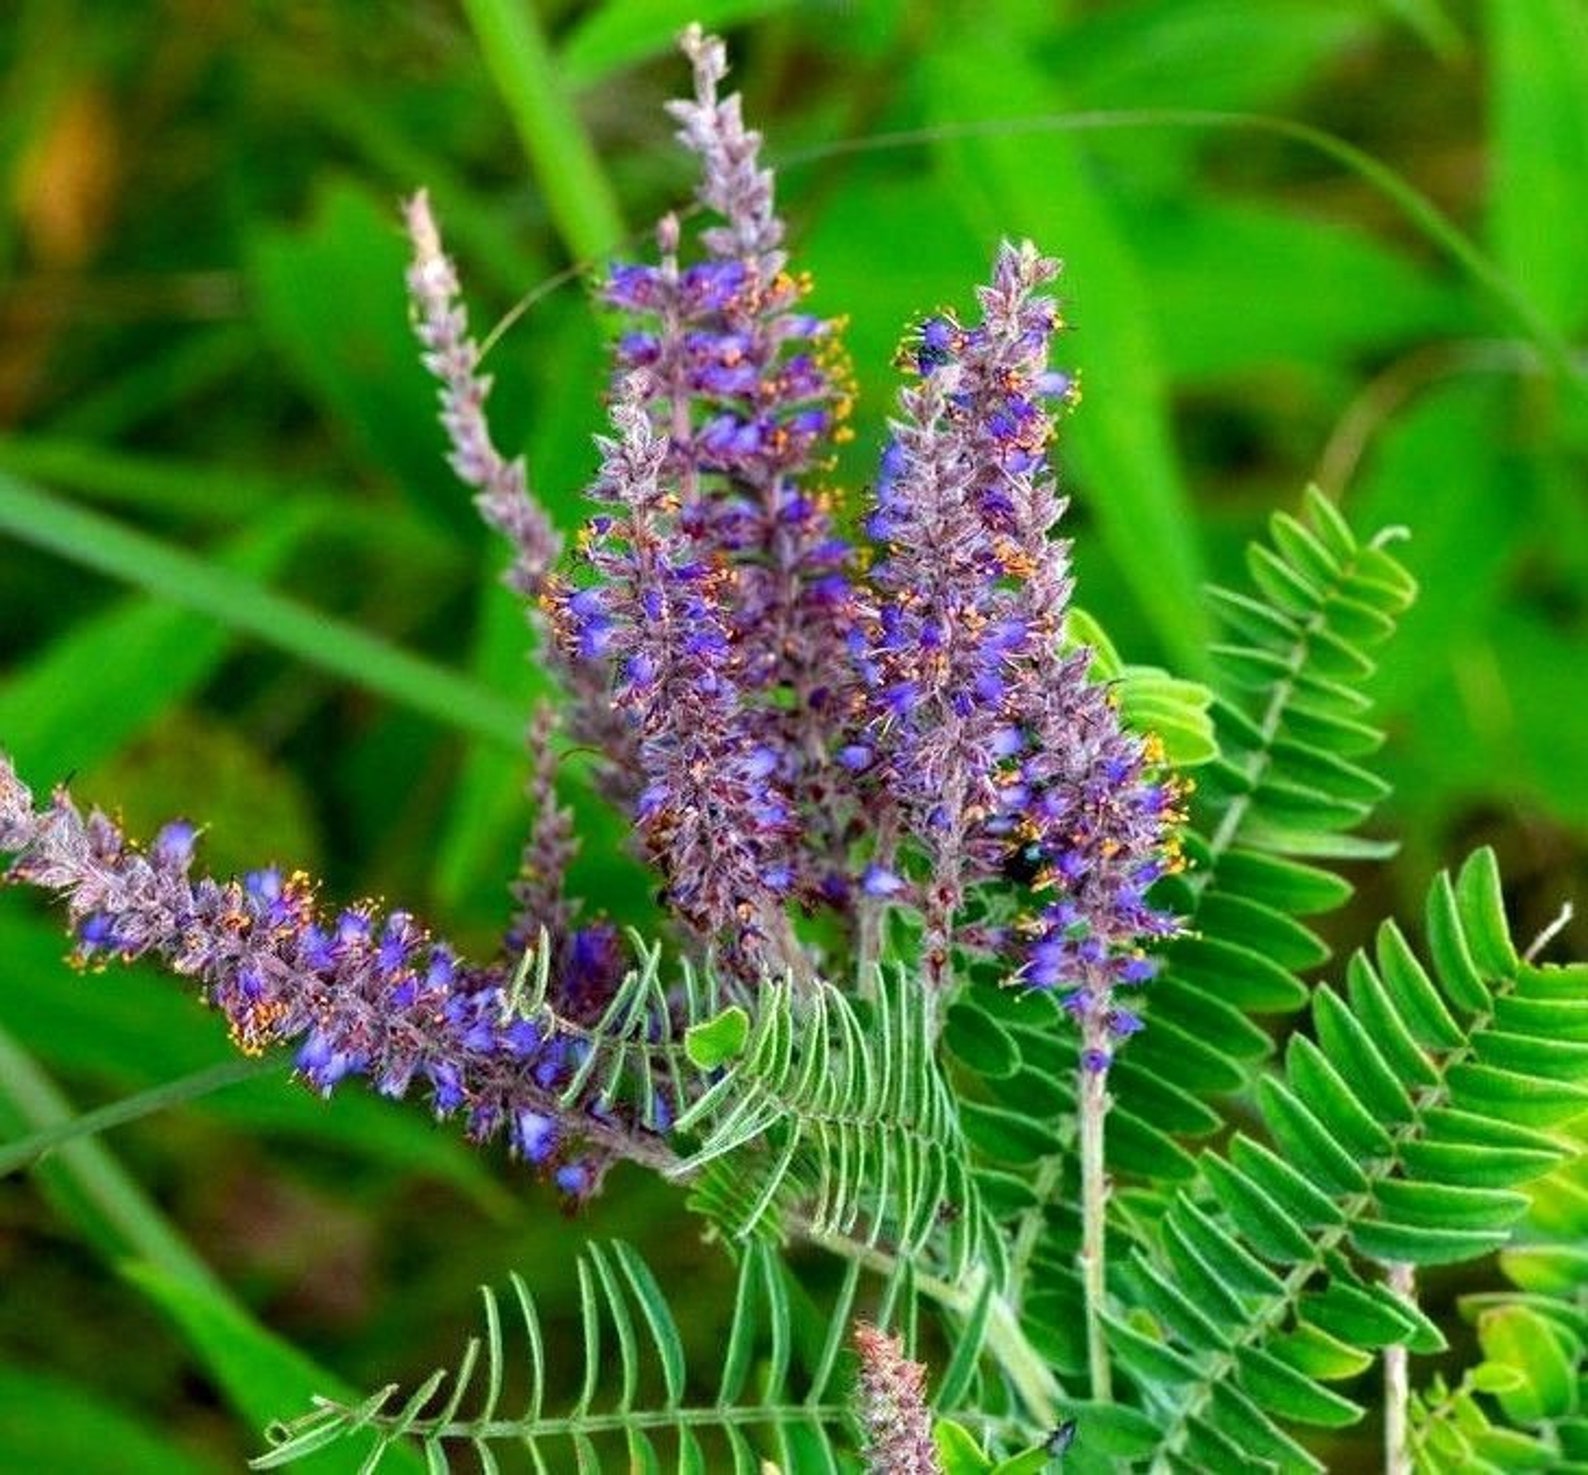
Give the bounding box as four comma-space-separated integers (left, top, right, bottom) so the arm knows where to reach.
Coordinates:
0, 757, 651, 1199
545, 25, 863, 964
0, 30, 1187, 1210
853, 241, 1184, 1058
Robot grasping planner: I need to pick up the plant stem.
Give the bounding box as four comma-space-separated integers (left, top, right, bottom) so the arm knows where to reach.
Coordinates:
793, 1217, 1061, 1429
1078, 1055, 1113, 1401
0, 1021, 224, 1293
459, 0, 625, 264
1383, 1260, 1415, 1475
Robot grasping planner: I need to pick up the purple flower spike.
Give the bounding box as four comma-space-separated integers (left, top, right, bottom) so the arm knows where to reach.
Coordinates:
854, 240, 1184, 1028
546, 26, 877, 968
0, 757, 644, 1202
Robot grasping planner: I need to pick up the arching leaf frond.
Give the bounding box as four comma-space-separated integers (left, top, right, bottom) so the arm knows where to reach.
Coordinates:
1115, 850, 1588, 1470
1114, 485, 1418, 1177
254, 1240, 855, 1474
672, 969, 997, 1282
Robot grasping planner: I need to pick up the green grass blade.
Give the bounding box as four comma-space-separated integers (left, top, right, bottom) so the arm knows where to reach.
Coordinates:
459, 0, 625, 262
0, 471, 524, 747
0, 1057, 278, 1177
1486, 0, 1588, 335
0, 1020, 222, 1288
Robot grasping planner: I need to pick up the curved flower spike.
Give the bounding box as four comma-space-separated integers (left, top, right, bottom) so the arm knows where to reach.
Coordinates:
0, 755, 655, 1199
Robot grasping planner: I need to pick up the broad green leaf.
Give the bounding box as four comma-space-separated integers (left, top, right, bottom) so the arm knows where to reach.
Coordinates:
1285, 1034, 1393, 1157
1375, 920, 1465, 1050
1204, 1377, 1322, 1470
1146, 977, 1274, 1062
1217, 849, 1353, 916
1174, 1199, 1286, 1297
1477, 1304, 1579, 1423
1119, 680, 1219, 766
1311, 986, 1416, 1122
1257, 1076, 1369, 1195
1201, 1154, 1315, 1263
960, 1102, 1062, 1165
1487, 0, 1588, 334
1127, 1253, 1230, 1353
1473, 1032, 1588, 1078
1302, 1283, 1416, 1349
934, 1419, 994, 1474
1344, 954, 1440, 1089
1447, 1063, 1588, 1128
1127, 1015, 1247, 1095
1350, 1218, 1511, 1266
1234, 1346, 1362, 1427
1104, 1315, 1203, 1386
1229, 1134, 1345, 1228
0, 1365, 222, 1475
685, 1007, 751, 1069
1456, 846, 1522, 978
1500, 1246, 1588, 1298
1061, 1399, 1161, 1458
1108, 1109, 1199, 1182
944, 1002, 1021, 1079
1267, 1324, 1373, 1382
1373, 1179, 1529, 1231
991, 1439, 1063, 1475
925, 32, 1207, 672
1426, 870, 1491, 1012
1110, 1059, 1222, 1137
1171, 936, 1308, 1013
1125, 195, 1462, 380
1400, 1140, 1566, 1189
1196, 892, 1331, 971
1493, 996, 1588, 1042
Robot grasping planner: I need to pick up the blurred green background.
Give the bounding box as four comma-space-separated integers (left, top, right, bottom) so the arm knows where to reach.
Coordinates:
0, 0, 1584, 1468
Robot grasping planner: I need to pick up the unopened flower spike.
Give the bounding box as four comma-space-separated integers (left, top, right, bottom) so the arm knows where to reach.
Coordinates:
0, 757, 649, 1201
404, 189, 560, 602
852, 1323, 943, 1475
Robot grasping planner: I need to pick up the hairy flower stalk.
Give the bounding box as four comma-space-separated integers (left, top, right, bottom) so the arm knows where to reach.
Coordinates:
404, 191, 639, 809
852, 1323, 943, 1475
0, 757, 665, 1197
505, 705, 579, 957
